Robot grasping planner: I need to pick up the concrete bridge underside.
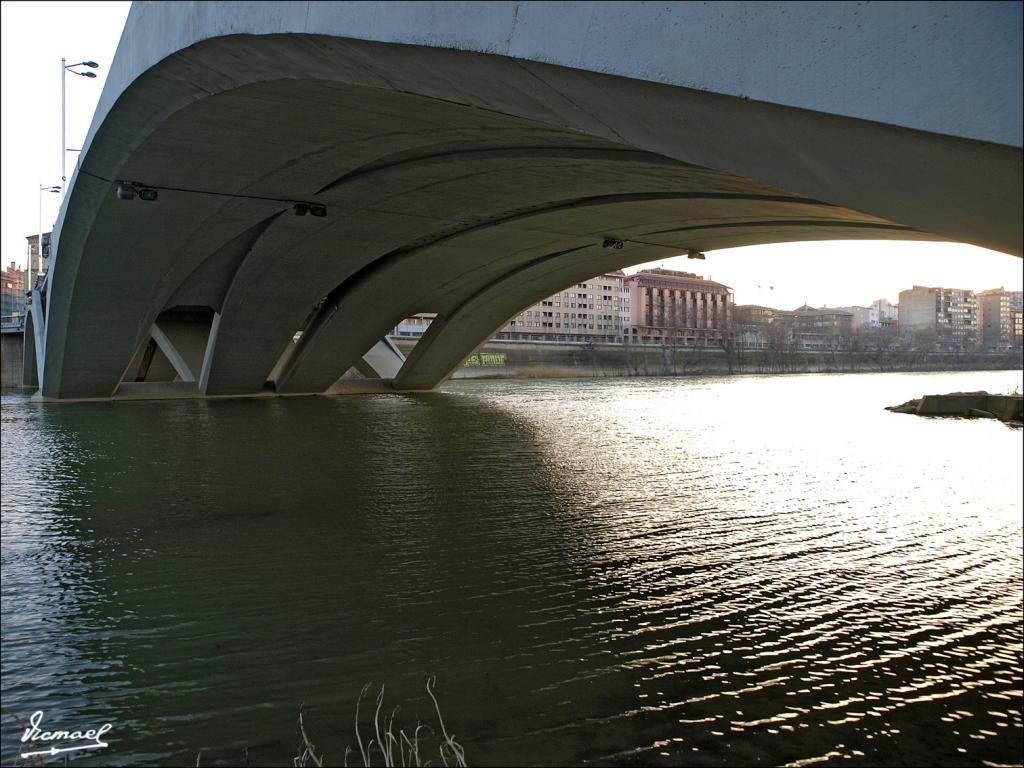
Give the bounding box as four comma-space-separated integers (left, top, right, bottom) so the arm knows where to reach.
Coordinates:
36, 3, 1022, 400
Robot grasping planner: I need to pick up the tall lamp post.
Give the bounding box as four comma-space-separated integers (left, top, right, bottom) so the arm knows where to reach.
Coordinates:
32, 185, 62, 298
61, 58, 98, 196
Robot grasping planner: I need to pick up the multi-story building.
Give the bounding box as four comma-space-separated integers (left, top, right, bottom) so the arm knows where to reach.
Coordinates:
391, 271, 631, 344
391, 313, 436, 339
625, 268, 733, 346
868, 298, 898, 329
977, 288, 1013, 350
1007, 292, 1023, 349
1, 261, 27, 326
492, 271, 630, 343
831, 305, 870, 329
898, 285, 978, 349
25, 232, 52, 287
791, 305, 853, 349
733, 304, 792, 349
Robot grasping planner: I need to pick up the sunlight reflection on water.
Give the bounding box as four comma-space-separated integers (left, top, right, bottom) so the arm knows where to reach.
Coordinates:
2, 370, 1022, 766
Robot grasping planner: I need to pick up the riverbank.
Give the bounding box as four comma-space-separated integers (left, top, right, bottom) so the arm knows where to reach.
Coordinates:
3, 332, 1020, 390
392, 338, 1024, 381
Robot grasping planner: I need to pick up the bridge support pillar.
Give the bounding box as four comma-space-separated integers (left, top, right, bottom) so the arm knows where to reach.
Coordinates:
353, 338, 406, 380
21, 315, 37, 388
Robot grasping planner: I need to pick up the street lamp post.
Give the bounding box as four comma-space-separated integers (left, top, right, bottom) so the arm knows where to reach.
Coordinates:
34, 185, 62, 298
61, 58, 98, 196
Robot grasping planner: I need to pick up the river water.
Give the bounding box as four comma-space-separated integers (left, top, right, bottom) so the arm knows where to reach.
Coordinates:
2, 371, 1022, 767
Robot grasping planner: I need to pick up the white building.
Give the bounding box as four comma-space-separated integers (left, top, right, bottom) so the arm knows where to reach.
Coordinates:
868, 298, 898, 329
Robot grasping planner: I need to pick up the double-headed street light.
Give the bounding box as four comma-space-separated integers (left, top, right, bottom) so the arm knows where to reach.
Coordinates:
62, 58, 99, 195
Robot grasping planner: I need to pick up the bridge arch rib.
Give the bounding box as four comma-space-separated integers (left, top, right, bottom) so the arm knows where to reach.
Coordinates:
37, 4, 1021, 400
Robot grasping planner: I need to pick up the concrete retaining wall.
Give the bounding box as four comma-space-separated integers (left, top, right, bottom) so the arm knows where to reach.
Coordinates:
1, 334, 25, 389
391, 338, 1024, 381
916, 392, 1024, 419
6, 333, 1020, 392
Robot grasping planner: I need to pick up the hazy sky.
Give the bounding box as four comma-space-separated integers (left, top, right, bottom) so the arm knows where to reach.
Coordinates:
1, 1, 1020, 309
628, 241, 1022, 310
1, 1, 130, 270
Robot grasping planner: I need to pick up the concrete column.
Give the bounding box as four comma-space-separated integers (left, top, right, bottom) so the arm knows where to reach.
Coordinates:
151, 316, 215, 383
22, 313, 37, 387
353, 337, 407, 379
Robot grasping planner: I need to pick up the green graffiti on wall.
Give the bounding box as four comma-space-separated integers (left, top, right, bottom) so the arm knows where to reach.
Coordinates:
463, 352, 507, 367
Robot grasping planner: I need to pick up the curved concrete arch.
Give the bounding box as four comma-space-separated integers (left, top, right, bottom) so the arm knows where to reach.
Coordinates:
203, 151, 782, 394
314, 146, 700, 195
199, 143, 898, 395
275, 235, 597, 394
389, 215, 944, 392
197, 212, 336, 395
33, 2, 1021, 400
393, 241, 671, 391
277, 190, 921, 395
42, 173, 288, 399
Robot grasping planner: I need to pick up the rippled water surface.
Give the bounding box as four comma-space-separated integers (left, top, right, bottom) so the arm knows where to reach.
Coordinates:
2, 371, 1022, 766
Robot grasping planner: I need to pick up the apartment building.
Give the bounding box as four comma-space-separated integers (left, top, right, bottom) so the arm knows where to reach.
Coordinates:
831, 305, 870, 329
25, 232, 52, 287
734, 304, 854, 350
391, 313, 436, 339
791, 305, 854, 350
898, 285, 978, 348
868, 298, 898, 329
496, 270, 630, 343
977, 288, 1012, 350
1006, 291, 1023, 349
733, 304, 791, 349
1, 261, 26, 326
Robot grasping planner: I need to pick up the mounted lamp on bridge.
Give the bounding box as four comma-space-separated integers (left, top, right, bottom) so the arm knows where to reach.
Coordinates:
293, 203, 327, 217
115, 182, 158, 202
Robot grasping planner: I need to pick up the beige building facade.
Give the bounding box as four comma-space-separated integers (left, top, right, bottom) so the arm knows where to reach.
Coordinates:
2, 261, 26, 326
898, 285, 978, 349
25, 232, 52, 287
791, 306, 854, 349
393, 268, 736, 347
733, 304, 790, 350
496, 271, 630, 343
977, 288, 1013, 350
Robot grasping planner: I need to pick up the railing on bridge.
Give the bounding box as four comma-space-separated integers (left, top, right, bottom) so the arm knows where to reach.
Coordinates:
1, 315, 26, 334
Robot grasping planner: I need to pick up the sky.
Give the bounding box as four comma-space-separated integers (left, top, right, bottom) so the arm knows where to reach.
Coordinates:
1, 1, 1020, 310
0, 0, 131, 270
627, 241, 1022, 310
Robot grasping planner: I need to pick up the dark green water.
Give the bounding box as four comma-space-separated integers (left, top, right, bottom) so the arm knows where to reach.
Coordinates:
2, 372, 1022, 766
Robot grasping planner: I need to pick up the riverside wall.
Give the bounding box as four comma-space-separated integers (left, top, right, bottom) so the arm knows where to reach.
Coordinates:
1, 333, 24, 388
3, 334, 1020, 392
392, 338, 1024, 381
